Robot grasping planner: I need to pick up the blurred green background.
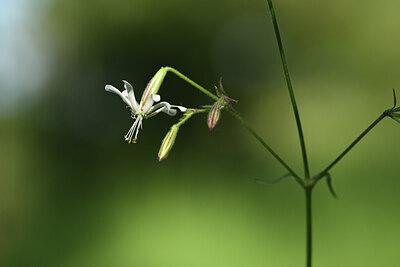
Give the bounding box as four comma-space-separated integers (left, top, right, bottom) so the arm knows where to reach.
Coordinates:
1, 0, 400, 266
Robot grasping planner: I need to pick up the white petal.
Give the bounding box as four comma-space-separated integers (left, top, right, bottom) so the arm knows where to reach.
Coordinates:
164, 108, 177, 116
147, 106, 177, 118
123, 80, 139, 111
152, 94, 161, 102
147, 101, 170, 113
141, 94, 155, 114
171, 105, 187, 112
105, 84, 132, 108
152, 104, 177, 116
146, 101, 185, 117
145, 102, 170, 118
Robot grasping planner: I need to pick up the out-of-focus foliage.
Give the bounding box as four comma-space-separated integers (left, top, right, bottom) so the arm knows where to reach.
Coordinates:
1, 0, 400, 266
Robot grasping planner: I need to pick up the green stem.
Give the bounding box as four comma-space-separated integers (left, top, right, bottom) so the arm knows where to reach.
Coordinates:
266, 0, 310, 180
164, 66, 302, 183
305, 187, 312, 267
176, 108, 208, 127
314, 112, 387, 183
164, 67, 219, 101
228, 108, 303, 185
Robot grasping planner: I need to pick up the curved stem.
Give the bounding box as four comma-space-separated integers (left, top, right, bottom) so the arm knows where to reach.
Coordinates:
305, 187, 312, 267
314, 112, 387, 183
266, 0, 310, 180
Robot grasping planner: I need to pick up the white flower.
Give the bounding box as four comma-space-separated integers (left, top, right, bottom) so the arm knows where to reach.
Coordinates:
105, 67, 186, 143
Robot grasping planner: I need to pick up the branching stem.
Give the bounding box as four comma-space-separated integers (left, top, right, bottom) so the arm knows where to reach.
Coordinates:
266, 0, 310, 180
164, 66, 302, 184
175, 108, 208, 127
314, 111, 388, 183
227, 108, 303, 185
163, 62, 392, 267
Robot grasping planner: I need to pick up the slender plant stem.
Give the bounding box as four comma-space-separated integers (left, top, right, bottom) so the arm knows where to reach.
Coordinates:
164, 67, 219, 101
315, 112, 387, 182
266, 0, 310, 180
228, 108, 303, 184
164, 66, 302, 183
305, 187, 312, 267
175, 108, 208, 127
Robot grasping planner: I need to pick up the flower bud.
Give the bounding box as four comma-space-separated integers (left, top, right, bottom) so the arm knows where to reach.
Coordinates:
207, 100, 223, 132
158, 125, 179, 162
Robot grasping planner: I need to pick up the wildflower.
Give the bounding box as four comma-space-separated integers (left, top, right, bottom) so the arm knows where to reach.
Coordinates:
105, 68, 186, 143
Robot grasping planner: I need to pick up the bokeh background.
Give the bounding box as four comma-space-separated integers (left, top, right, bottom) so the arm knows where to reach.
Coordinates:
1, 0, 400, 266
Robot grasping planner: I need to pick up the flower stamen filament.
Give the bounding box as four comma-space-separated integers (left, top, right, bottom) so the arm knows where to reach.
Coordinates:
124, 115, 143, 143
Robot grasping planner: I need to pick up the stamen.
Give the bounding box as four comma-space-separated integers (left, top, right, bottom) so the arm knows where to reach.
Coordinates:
124, 115, 143, 143
134, 116, 143, 140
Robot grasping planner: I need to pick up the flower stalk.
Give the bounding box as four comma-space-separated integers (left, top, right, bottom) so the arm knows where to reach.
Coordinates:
158, 108, 208, 161
162, 67, 303, 182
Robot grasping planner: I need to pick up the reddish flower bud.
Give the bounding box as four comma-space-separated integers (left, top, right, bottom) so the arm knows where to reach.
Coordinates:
207, 101, 223, 131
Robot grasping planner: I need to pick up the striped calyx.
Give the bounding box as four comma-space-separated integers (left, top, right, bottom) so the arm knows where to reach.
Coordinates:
207, 100, 223, 131
158, 125, 179, 162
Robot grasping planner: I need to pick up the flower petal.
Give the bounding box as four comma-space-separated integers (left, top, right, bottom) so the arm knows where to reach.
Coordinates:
146, 101, 186, 118
105, 84, 132, 107
145, 101, 171, 117
123, 80, 139, 112
152, 94, 161, 102
171, 105, 187, 112
150, 106, 177, 117
146, 101, 170, 112
163, 108, 177, 116
141, 94, 156, 114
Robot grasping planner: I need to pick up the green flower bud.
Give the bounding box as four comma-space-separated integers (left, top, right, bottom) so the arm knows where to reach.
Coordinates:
158, 125, 179, 162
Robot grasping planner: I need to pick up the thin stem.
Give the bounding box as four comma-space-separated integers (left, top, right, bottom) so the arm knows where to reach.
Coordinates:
266, 0, 310, 180
315, 112, 387, 182
164, 67, 219, 101
176, 108, 208, 127
228, 108, 303, 185
164, 66, 302, 183
305, 187, 312, 267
